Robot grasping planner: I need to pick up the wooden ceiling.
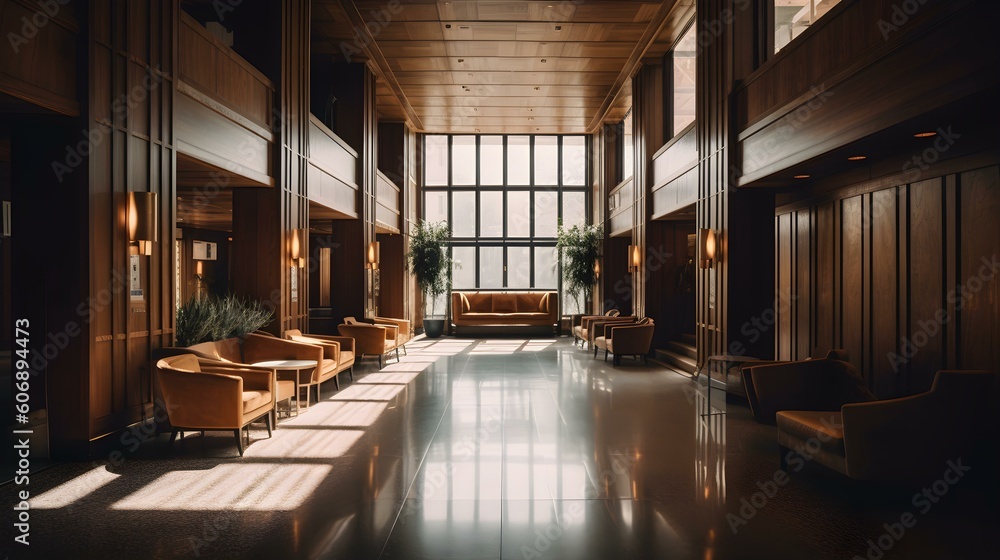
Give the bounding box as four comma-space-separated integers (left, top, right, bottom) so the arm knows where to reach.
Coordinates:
313, 1, 695, 133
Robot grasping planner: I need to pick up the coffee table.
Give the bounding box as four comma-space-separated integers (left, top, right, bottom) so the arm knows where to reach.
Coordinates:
251, 359, 319, 414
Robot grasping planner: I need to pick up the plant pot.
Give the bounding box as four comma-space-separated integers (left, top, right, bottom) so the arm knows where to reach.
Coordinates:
423, 318, 446, 339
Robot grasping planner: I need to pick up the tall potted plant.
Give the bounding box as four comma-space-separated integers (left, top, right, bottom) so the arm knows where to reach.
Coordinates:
406, 220, 452, 338
556, 223, 603, 315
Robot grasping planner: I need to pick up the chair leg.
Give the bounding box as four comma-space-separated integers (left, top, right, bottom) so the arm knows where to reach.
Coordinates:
265, 413, 272, 438
604, 350, 608, 362
643, 355, 649, 365
396, 347, 400, 361
402, 345, 407, 356
379, 354, 384, 369
169, 430, 178, 444
349, 366, 354, 381
317, 383, 322, 403
593, 345, 598, 358
235, 430, 244, 456
335, 374, 340, 391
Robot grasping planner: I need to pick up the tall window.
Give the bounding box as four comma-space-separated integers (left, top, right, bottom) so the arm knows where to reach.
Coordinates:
422, 135, 590, 315
621, 111, 633, 182
773, 0, 842, 54
671, 22, 696, 136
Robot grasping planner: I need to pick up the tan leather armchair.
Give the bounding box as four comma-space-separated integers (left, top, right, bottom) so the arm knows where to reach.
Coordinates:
338, 322, 398, 368
284, 329, 357, 389
776, 370, 994, 481
374, 316, 413, 355
743, 354, 874, 425
593, 318, 655, 366
582, 315, 635, 350
156, 354, 274, 456
572, 310, 620, 346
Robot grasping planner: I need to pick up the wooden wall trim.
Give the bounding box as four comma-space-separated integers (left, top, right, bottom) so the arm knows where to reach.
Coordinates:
775, 150, 1000, 214
176, 80, 273, 141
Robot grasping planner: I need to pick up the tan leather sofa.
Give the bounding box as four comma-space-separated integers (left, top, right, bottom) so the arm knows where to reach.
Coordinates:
451, 291, 559, 334
182, 332, 353, 407
337, 322, 398, 368
156, 354, 274, 456
593, 318, 655, 366
775, 370, 994, 481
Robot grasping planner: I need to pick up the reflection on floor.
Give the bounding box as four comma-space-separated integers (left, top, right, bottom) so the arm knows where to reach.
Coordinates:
5, 337, 997, 559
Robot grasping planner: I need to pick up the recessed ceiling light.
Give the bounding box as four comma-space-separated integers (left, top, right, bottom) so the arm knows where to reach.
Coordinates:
534, 86, 540, 90
847, 155, 867, 161
554, 25, 562, 31
528, 117, 535, 121
459, 25, 471, 30
445, 24, 451, 29
540, 59, 547, 63
913, 131, 937, 138
473, 107, 478, 111
528, 108, 533, 111
794, 174, 811, 179
457, 58, 464, 63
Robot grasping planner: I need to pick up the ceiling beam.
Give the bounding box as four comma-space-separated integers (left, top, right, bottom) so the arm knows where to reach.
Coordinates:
586, 0, 687, 133
337, 0, 424, 131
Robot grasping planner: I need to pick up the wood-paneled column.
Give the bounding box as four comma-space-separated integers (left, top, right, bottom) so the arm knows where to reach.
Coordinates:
694, 0, 776, 369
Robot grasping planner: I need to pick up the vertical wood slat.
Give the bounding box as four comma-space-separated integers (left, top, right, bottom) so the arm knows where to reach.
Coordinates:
776, 163, 999, 398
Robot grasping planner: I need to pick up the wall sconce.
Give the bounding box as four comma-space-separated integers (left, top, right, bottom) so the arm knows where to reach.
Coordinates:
367, 241, 380, 270
289, 228, 306, 268
128, 192, 158, 256
627, 244, 641, 273
699, 228, 717, 269
593, 259, 600, 279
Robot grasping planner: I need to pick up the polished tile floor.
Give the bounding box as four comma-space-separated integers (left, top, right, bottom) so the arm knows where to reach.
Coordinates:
4, 337, 997, 559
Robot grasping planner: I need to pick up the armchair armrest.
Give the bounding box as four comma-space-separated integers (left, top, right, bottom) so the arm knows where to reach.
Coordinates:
157, 369, 243, 429
243, 333, 324, 365
287, 334, 341, 363
608, 323, 654, 355
745, 359, 875, 425
590, 317, 636, 342
338, 324, 389, 354
375, 317, 411, 338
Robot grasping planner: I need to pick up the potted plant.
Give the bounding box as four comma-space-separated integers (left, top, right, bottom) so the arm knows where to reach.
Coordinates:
175, 293, 273, 346
406, 220, 452, 338
556, 223, 603, 316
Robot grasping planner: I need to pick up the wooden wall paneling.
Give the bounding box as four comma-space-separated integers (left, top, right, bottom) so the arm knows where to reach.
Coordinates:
795, 211, 810, 360
815, 202, 835, 356
958, 166, 1000, 376
736, 2, 998, 185
377, 233, 405, 318
870, 188, 898, 396
841, 195, 864, 372
0, 0, 80, 115
907, 178, 945, 392
943, 174, 959, 372
777, 213, 792, 361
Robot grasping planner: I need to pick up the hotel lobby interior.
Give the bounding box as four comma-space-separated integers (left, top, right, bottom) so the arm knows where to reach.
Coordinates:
1, 0, 998, 558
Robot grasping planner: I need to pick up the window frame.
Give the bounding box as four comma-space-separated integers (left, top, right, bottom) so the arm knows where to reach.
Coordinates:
421, 134, 591, 308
